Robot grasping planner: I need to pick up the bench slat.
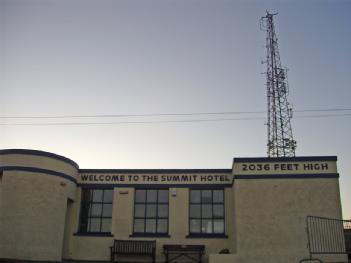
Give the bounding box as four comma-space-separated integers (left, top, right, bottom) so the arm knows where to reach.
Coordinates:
111, 239, 156, 263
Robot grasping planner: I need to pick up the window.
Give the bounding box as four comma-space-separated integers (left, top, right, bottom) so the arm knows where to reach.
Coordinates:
189, 189, 225, 235
133, 189, 169, 234
79, 188, 113, 233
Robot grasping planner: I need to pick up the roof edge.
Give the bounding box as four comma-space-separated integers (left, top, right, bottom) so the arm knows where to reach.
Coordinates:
234, 156, 337, 163
0, 149, 79, 169
79, 169, 232, 174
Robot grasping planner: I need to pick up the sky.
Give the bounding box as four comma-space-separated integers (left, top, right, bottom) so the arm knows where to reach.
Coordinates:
0, 0, 350, 218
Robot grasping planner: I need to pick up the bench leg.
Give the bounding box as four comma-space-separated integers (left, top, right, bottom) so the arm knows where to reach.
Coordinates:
152, 248, 156, 263
110, 253, 116, 263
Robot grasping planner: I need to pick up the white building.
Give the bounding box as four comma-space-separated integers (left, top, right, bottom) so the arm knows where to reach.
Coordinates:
0, 149, 346, 263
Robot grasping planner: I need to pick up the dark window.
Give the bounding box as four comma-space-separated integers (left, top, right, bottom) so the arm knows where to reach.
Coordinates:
133, 189, 169, 234
189, 189, 225, 234
79, 188, 113, 233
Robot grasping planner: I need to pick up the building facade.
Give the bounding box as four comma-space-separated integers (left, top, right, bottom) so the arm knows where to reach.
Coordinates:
0, 149, 346, 263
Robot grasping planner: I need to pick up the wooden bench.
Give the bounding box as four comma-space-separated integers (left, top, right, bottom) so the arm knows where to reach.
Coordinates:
163, 244, 205, 263
110, 239, 156, 263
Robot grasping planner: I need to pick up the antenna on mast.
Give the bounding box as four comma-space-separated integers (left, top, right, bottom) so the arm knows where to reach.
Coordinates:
261, 11, 297, 157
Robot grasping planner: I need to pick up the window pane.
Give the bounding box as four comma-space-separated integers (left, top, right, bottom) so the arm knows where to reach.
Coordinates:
214, 220, 224, 234
135, 190, 146, 202
88, 218, 101, 232
190, 219, 201, 233
202, 204, 212, 218
134, 189, 169, 235
201, 190, 212, 203
135, 204, 145, 217
158, 204, 168, 218
79, 218, 88, 232
157, 219, 168, 233
189, 189, 225, 236
134, 219, 144, 233
147, 190, 157, 203
158, 190, 169, 202
190, 190, 200, 203
79, 203, 90, 232
91, 204, 102, 216
104, 190, 113, 203
79, 188, 113, 234
82, 189, 92, 203
202, 219, 213, 233
101, 218, 111, 232
93, 190, 103, 202
146, 204, 157, 217
213, 204, 224, 218
190, 204, 200, 218
102, 204, 112, 217
213, 190, 224, 203
145, 219, 156, 233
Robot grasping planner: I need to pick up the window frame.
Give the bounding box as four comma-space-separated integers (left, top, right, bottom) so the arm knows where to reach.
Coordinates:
132, 188, 169, 237
78, 188, 114, 235
188, 188, 227, 238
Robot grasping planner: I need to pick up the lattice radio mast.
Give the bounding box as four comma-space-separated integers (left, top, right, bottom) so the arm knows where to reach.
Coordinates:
261, 12, 296, 157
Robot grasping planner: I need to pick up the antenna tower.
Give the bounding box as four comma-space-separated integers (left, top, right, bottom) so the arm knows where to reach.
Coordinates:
261, 12, 296, 157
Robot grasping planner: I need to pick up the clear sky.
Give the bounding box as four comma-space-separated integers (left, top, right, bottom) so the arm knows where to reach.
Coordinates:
1, 0, 350, 218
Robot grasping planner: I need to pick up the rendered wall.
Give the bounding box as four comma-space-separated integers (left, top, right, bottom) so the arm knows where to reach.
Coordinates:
0, 151, 345, 263
210, 156, 345, 263
232, 178, 345, 263
70, 177, 343, 263
0, 150, 78, 261
68, 187, 235, 262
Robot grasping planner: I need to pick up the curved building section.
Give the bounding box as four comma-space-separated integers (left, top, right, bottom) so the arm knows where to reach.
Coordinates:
0, 149, 78, 261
